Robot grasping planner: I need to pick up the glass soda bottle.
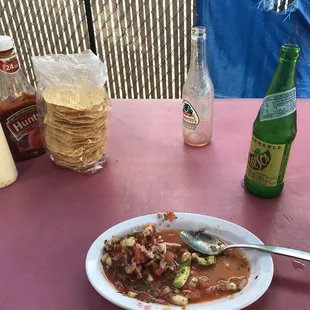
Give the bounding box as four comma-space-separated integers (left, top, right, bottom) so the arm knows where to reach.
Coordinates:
182, 26, 214, 147
0, 35, 44, 161
244, 44, 300, 198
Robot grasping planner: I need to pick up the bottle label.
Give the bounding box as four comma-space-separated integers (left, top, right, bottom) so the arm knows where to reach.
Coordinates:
245, 135, 292, 187
0, 97, 43, 159
183, 100, 200, 130
260, 88, 296, 122
0, 54, 19, 74
6, 105, 39, 141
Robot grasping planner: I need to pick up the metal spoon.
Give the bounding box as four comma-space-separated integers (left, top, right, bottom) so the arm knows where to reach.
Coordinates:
180, 230, 310, 261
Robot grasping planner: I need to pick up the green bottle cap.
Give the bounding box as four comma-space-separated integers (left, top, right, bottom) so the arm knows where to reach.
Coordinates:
280, 44, 300, 61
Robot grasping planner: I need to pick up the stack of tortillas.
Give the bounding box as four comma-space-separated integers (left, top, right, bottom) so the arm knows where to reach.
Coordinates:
42, 83, 110, 172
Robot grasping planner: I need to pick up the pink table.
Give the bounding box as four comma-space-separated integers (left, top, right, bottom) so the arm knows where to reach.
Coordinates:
1, 99, 310, 310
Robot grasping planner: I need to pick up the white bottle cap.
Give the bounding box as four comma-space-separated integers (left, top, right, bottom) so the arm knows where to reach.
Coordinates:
0, 35, 14, 52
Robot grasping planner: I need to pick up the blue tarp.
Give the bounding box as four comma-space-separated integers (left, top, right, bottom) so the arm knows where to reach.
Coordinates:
196, 0, 309, 98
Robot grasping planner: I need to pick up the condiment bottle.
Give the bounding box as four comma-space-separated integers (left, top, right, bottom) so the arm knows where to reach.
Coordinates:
0, 123, 18, 188
0, 35, 44, 161
182, 26, 214, 147
244, 44, 300, 198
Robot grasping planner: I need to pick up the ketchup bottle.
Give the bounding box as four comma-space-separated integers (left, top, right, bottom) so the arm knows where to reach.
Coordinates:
0, 35, 44, 161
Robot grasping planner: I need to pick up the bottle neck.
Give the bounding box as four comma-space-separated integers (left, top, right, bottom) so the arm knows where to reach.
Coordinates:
276, 58, 297, 77
267, 59, 297, 94
189, 36, 208, 70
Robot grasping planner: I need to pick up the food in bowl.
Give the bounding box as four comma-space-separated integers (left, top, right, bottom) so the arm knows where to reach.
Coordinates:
101, 224, 250, 307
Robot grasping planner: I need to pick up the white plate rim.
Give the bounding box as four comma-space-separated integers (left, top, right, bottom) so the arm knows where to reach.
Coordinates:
85, 212, 274, 310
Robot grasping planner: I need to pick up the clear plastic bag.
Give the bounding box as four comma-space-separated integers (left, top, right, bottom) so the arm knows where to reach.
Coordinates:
32, 50, 111, 174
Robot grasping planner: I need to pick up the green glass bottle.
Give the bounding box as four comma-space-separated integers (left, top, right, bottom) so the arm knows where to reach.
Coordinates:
244, 44, 300, 199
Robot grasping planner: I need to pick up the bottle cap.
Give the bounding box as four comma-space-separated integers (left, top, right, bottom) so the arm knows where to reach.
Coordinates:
0, 36, 14, 52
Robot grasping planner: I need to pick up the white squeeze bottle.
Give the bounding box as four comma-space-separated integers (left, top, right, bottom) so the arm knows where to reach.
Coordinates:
0, 123, 18, 188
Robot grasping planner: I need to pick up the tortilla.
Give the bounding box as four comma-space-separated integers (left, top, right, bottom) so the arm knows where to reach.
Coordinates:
42, 82, 109, 111
42, 85, 110, 172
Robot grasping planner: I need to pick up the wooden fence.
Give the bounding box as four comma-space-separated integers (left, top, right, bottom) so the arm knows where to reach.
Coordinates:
0, 0, 196, 99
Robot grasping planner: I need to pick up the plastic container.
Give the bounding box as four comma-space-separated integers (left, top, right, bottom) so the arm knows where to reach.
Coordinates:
0, 35, 44, 161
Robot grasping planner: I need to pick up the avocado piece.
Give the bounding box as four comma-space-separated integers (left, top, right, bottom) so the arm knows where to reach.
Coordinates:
146, 274, 154, 282
226, 282, 238, 291
180, 251, 191, 263
188, 276, 199, 287
171, 295, 188, 306
173, 252, 191, 288
192, 253, 216, 266
127, 291, 138, 298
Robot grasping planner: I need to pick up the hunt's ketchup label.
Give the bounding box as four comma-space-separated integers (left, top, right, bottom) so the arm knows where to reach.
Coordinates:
0, 94, 44, 161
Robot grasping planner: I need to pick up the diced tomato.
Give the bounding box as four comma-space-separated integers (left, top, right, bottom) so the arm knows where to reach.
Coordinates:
134, 246, 148, 263
139, 293, 153, 303
112, 252, 123, 262
185, 288, 201, 300
136, 235, 147, 245
142, 223, 156, 229
114, 244, 122, 252
154, 267, 166, 277
151, 262, 159, 273
141, 238, 147, 246
115, 282, 124, 292
164, 212, 177, 222
159, 286, 172, 297
164, 251, 175, 263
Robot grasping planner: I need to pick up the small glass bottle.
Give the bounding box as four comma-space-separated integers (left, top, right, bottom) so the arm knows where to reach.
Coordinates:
182, 26, 214, 147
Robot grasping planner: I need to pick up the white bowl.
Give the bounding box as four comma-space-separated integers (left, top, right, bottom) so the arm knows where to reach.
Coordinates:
85, 213, 274, 310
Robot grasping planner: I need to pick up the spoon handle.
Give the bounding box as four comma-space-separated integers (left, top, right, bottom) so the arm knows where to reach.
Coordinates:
225, 244, 310, 262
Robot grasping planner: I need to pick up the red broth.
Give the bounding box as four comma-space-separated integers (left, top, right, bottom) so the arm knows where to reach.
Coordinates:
102, 228, 250, 306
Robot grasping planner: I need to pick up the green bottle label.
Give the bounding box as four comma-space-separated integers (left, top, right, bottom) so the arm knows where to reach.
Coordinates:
246, 135, 292, 187
260, 87, 296, 122
182, 100, 200, 130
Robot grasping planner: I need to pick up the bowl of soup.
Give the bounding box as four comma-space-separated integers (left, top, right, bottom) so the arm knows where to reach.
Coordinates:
85, 212, 274, 310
